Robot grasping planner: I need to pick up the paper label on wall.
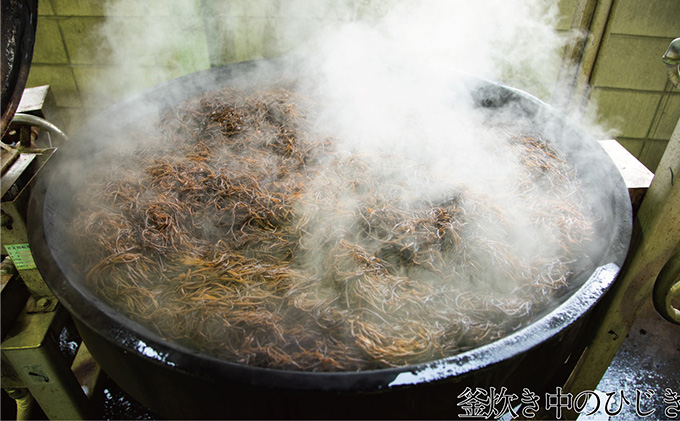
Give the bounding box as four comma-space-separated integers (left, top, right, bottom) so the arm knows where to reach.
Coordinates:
5, 243, 37, 270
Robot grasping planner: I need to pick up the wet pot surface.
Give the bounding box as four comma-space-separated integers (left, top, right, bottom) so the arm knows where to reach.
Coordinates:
28, 60, 631, 419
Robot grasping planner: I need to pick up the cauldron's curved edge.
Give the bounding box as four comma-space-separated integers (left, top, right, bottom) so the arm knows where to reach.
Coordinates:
27, 59, 632, 395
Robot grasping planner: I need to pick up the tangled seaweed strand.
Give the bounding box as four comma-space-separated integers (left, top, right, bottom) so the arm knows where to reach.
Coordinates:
71, 86, 593, 371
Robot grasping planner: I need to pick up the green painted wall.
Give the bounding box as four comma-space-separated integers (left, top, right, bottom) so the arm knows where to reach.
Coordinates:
585, 0, 679, 171
26, 0, 679, 171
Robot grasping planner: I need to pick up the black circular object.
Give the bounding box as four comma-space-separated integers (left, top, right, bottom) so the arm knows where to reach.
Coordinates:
28, 60, 632, 419
1, 0, 38, 138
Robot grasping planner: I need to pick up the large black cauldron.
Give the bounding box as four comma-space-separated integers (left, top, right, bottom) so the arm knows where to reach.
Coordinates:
28, 60, 631, 419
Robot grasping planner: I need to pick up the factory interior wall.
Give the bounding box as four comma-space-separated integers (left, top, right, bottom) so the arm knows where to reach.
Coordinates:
25, 0, 680, 172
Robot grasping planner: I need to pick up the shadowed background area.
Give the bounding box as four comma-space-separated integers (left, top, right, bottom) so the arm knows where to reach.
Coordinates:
25, 0, 679, 172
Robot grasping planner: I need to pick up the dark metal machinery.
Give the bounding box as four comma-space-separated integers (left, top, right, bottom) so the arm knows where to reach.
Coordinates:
1, 1, 100, 418
1, 88, 99, 419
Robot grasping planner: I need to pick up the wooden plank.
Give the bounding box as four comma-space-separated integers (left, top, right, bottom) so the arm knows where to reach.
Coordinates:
598, 139, 654, 189
599, 139, 655, 213
17, 85, 50, 115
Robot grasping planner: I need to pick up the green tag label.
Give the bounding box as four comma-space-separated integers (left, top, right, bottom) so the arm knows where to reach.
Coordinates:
5, 243, 37, 270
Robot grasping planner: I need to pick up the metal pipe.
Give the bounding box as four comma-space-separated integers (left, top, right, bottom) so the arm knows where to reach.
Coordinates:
653, 246, 680, 324
5, 388, 38, 421
663, 37, 680, 89
11, 113, 68, 146
650, 37, 680, 324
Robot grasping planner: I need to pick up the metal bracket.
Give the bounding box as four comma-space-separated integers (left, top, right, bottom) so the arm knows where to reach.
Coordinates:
2, 304, 96, 419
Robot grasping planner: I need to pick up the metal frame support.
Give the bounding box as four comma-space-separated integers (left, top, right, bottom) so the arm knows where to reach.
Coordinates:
2, 84, 98, 419
562, 111, 680, 417
2, 305, 94, 419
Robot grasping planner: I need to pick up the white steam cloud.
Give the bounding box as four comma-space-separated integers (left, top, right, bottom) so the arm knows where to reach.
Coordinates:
278, 0, 571, 239
85, 0, 591, 297
267, 0, 574, 198
62, 0, 619, 368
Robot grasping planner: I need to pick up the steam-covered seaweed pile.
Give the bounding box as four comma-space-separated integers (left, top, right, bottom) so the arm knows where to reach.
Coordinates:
72, 86, 592, 371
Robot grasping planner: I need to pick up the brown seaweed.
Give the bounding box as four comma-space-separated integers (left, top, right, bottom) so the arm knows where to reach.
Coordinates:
70, 86, 592, 372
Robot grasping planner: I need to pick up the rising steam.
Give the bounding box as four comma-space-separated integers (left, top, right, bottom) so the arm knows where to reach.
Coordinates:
283, 0, 576, 283
57, 0, 614, 370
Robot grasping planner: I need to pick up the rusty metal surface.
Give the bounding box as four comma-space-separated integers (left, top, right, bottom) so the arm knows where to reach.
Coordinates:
1, 0, 38, 138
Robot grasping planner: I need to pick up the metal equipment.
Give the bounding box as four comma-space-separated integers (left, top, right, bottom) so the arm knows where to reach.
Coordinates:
1, 91, 100, 420
653, 36, 680, 326
662, 37, 680, 90
559, 37, 680, 418
2, 0, 676, 416
1, 1, 101, 418
26, 61, 632, 419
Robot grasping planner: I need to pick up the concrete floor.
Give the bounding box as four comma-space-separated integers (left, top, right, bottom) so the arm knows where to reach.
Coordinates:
578, 296, 680, 420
